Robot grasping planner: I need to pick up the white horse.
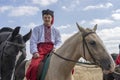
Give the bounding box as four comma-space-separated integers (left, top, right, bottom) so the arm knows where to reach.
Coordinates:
45, 23, 115, 80
15, 23, 115, 80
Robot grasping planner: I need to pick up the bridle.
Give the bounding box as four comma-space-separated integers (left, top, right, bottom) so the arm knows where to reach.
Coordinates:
0, 35, 25, 56
53, 31, 97, 65
82, 32, 97, 64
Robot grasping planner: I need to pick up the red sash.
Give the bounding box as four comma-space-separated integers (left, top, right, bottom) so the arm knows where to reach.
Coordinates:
26, 42, 53, 80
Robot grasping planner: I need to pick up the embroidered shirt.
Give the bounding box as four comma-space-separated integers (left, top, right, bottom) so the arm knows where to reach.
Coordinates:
30, 24, 62, 54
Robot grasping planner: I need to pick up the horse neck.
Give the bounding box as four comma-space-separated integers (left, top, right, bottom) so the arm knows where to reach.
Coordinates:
57, 32, 83, 63
47, 33, 83, 79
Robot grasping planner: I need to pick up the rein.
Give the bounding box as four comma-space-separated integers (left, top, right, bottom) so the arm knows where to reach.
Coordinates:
53, 51, 95, 65
53, 31, 97, 65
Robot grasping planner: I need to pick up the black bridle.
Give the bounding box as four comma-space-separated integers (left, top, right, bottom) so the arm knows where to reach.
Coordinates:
0, 38, 25, 57
53, 31, 97, 65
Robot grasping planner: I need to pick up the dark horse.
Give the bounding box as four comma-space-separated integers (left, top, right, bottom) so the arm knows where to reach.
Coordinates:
0, 27, 31, 80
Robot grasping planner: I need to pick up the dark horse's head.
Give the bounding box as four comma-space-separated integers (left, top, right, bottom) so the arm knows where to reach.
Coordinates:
0, 27, 31, 80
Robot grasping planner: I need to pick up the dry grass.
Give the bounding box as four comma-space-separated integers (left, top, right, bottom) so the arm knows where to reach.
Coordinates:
73, 64, 103, 80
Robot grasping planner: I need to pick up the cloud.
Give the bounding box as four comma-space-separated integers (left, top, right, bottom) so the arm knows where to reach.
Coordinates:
23, 22, 38, 29
112, 13, 120, 20
62, 0, 80, 11
90, 19, 114, 25
112, 9, 120, 20
98, 27, 120, 40
0, 6, 40, 17
32, 0, 58, 6
0, 6, 13, 13
83, 2, 113, 11
57, 24, 71, 30
113, 9, 120, 13
8, 6, 39, 17
79, 20, 86, 24
98, 27, 120, 53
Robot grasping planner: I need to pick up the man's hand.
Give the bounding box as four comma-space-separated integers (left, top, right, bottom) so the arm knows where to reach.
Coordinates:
53, 48, 56, 52
33, 52, 40, 58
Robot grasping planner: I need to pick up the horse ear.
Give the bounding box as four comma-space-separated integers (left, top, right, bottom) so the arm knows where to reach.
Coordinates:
11, 26, 20, 38
23, 29, 32, 42
93, 24, 97, 31
76, 22, 85, 33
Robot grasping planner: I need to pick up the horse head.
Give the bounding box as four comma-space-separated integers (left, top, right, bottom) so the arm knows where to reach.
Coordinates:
76, 23, 115, 74
0, 26, 31, 80
0, 27, 31, 56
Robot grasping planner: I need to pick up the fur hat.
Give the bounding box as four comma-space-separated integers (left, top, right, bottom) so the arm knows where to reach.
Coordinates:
42, 9, 54, 17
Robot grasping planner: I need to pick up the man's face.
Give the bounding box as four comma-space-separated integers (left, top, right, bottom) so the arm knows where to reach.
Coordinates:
43, 14, 53, 26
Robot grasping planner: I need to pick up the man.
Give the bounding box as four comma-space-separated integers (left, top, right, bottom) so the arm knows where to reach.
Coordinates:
26, 9, 62, 80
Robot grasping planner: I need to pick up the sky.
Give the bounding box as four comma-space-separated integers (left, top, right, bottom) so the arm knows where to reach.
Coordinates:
0, 0, 120, 59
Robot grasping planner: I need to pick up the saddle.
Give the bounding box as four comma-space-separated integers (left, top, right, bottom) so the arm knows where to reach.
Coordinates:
37, 53, 52, 80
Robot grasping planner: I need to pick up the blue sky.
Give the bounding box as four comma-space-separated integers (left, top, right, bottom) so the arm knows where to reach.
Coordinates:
0, 0, 120, 59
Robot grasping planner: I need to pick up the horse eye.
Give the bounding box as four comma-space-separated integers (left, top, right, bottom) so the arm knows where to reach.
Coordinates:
89, 40, 96, 45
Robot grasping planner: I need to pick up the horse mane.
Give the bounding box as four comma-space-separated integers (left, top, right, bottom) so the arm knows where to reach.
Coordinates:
0, 27, 13, 33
